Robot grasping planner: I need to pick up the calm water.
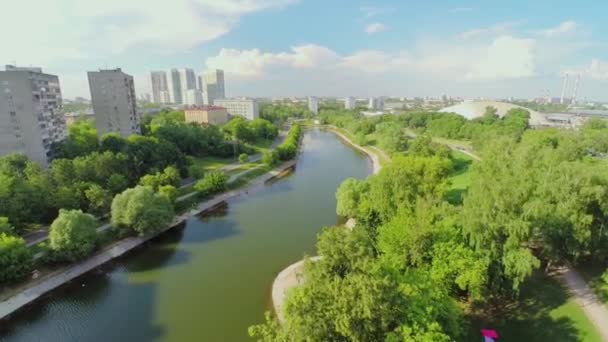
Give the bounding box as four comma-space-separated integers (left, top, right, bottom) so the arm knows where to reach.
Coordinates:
0, 129, 371, 342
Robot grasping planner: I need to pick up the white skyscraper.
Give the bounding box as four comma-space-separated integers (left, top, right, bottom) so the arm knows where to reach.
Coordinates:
88, 68, 140, 138
0, 65, 66, 166
344, 97, 356, 110
150, 71, 169, 104
168, 68, 197, 105
203, 69, 225, 105
308, 96, 319, 115
368, 97, 383, 110
185, 89, 204, 106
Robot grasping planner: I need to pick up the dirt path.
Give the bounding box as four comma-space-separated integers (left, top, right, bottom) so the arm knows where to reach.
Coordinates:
554, 265, 608, 341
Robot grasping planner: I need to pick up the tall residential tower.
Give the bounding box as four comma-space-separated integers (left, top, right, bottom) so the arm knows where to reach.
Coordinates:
150, 71, 169, 104
87, 68, 140, 138
0, 65, 66, 165
202, 69, 225, 105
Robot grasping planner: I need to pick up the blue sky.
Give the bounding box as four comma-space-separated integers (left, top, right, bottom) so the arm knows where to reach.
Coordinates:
3, 0, 608, 100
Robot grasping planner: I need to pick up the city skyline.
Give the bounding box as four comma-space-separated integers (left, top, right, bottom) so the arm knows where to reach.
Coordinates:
3, 0, 608, 101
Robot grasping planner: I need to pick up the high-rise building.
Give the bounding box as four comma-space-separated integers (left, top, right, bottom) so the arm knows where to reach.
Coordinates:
185, 89, 204, 106
203, 69, 225, 105
168, 68, 197, 104
214, 98, 259, 121
0, 65, 66, 166
87, 68, 140, 138
344, 97, 356, 110
150, 71, 169, 104
368, 97, 383, 110
308, 96, 319, 115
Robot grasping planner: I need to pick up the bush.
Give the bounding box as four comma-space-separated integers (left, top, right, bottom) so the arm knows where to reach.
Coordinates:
0, 217, 13, 234
262, 151, 279, 166
158, 185, 178, 203
49, 209, 98, 261
0, 233, 33, 282
194, 171, 227, 196
139, 165, 180, 190
111, 186, 175, 236
275, 124, 302, 161
239, 153, 249, 163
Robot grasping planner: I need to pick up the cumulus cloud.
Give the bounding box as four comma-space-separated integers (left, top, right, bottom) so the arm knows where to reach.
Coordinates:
0, 0, 297, 65
467, 36, 536, 79
540, 21, 578, 37
365, 23, 387, 34
564, 59, 608, 79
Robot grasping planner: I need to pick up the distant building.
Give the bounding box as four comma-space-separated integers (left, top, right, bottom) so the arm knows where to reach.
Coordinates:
185, 89, 204, 106
368, 97, 383, 110
168, 68, 197, 104
308, 96, 319, 114
0, 65, 67, 166
64, 110, 95, 126
150, 71, 169, 104
344, 97, 356, 110
184, 105, 229, 125
214, 98, 259, 120
202, 69, 225, 105
87, 68, 140, 138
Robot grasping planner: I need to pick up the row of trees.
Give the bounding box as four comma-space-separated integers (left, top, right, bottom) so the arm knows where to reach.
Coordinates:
260, 103, 313, 123
251, 122, 608, 340
263, 124, 303, 166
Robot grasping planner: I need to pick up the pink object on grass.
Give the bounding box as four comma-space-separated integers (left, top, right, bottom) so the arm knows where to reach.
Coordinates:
481, 329, 499, 339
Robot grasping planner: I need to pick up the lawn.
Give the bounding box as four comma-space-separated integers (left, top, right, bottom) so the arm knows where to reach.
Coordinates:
464, 271, 603, 342
189, 156, 235, 171
446, 150, 474, 205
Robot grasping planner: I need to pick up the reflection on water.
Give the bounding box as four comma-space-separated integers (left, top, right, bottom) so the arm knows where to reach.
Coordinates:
0, 129, 372, 342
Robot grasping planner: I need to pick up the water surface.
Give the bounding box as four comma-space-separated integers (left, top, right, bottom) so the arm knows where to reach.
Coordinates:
0, 129, 371, 342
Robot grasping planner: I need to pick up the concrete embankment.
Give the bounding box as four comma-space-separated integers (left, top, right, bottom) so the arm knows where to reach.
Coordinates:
270, 130, 382, 322
0, 159, 297, 322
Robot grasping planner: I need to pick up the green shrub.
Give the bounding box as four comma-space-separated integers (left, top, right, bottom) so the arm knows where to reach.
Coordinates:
239, 153, 249, 163
111, 186, 175, 236
49, 209, 98, 261
194, 171, 227, 196
0, 233, 33, 282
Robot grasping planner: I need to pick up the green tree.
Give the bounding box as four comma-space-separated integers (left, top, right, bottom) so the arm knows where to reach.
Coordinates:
85, 184, 112, 216
0, 233, 33, 282
0, 217, 13, 234
335, 178, 368, 218
49, 209, 98, 261
239, 153, 249, 163
262, 151, 279, 166
111, 186, 174, 236
194, 171, 227, 196
158, 184, 178, 204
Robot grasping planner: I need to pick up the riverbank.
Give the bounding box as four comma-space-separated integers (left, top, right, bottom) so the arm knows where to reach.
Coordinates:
270, 128, 383, 322
0, 159, 298, 322
322, 126, 383, 175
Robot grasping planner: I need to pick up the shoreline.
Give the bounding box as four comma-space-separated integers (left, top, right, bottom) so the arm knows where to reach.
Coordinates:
270, 127, 384, 322
0, 159, 298, 322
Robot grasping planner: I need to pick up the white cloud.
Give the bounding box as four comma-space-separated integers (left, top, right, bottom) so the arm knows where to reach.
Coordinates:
564, 59, 608, 79
365, 23, 387, 34
467, 36, 536, 79
0, 0, 297, 66
205, 44, 339, 77
540, 21, 578, 37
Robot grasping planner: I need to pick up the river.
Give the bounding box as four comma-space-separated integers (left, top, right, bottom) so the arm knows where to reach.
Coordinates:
0, 129, 372, 342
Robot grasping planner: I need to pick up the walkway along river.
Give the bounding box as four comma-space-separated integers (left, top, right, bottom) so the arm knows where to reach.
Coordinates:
0, 129, 372, 342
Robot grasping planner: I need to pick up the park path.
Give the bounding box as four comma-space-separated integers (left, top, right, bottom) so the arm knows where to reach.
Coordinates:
554, 265, 608, 341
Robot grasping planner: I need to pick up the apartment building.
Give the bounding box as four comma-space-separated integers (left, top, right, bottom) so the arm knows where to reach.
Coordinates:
202, 69, 225, 105
87, 68, 140, 138
0, 65, 66, 166
214, 98, 259, 121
